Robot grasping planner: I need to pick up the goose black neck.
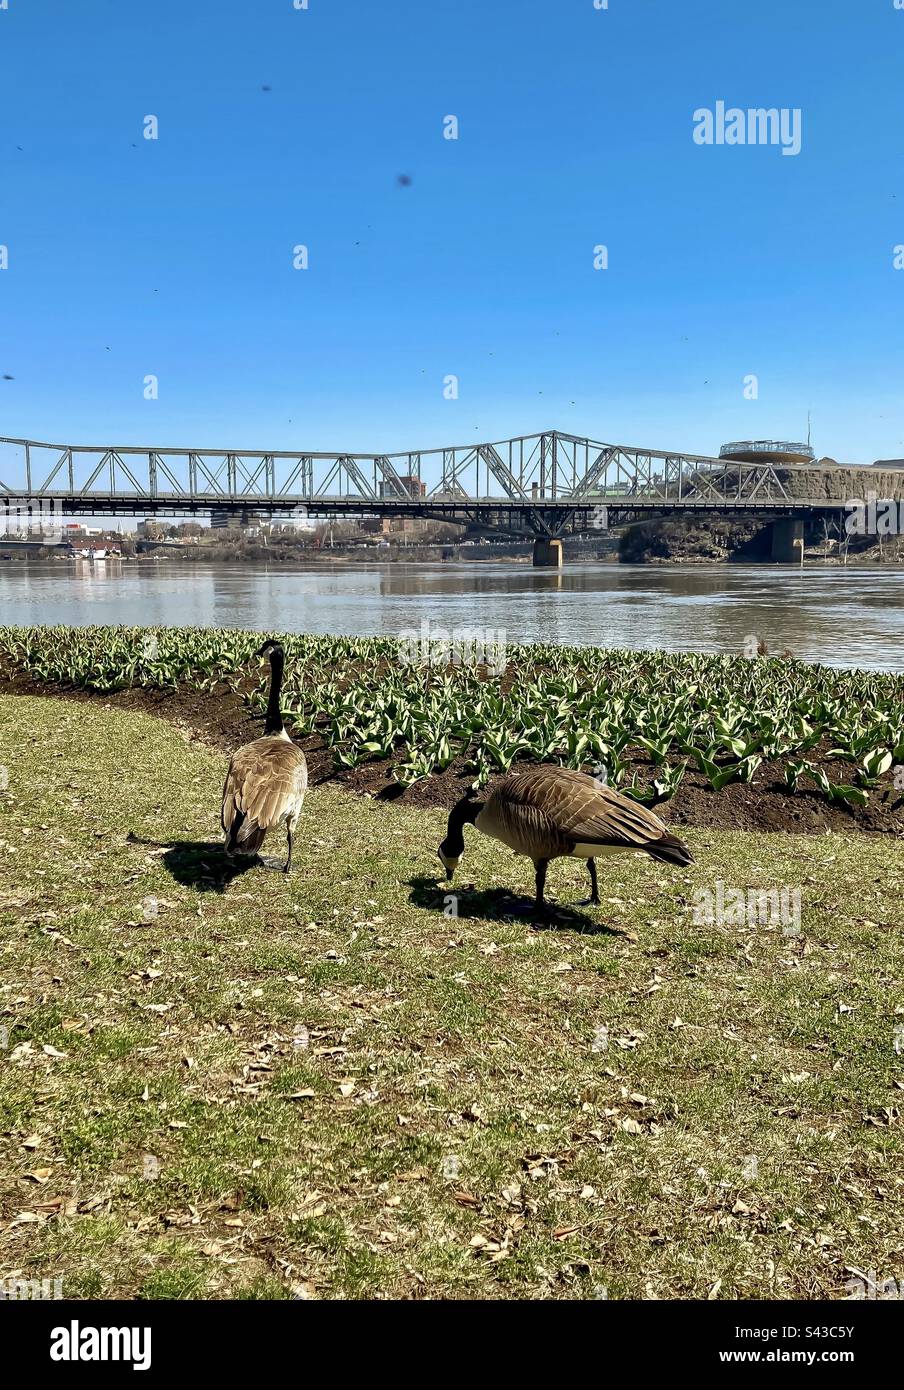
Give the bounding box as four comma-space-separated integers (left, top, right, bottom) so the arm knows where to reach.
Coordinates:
264, 647, 285, 735
443, 797, 484, 856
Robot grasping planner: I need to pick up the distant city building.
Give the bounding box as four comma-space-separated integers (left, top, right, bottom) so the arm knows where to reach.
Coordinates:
378, 474, 425, 499
209, 508, 270, 531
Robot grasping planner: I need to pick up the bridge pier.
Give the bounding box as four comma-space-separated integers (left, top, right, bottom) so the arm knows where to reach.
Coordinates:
532, 537, 563, 568
770, 517, 804, 564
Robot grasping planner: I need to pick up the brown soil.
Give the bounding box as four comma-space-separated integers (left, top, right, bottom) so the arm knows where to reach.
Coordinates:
3, 669, 902, 840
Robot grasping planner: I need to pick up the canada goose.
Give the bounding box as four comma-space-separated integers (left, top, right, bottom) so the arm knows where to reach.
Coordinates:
438, 765, 693, 912
221, 640, 308, 874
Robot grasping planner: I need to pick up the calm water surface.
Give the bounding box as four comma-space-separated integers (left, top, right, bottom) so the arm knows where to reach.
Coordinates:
2, 560, 903, 672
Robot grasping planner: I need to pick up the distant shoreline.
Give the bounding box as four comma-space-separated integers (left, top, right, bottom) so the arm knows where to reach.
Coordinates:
3, 546, 904, 569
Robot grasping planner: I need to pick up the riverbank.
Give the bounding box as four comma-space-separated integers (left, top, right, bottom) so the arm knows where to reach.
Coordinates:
618, 518, 904, 566
1, 694, 902, 1299
8, 532, 904, 567
1, 537, 619, 566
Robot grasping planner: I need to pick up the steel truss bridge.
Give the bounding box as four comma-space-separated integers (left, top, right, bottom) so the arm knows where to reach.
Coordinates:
0, 429, 863, 541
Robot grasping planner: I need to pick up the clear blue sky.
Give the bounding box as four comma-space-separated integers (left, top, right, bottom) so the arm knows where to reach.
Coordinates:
1, 0, 903, 464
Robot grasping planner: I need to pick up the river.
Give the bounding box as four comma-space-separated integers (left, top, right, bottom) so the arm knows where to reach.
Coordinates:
1, 560, 903, 672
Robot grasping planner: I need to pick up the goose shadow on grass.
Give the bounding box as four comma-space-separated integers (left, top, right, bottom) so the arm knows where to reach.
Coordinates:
126, 832, 266, 892
406, 875, 625, 936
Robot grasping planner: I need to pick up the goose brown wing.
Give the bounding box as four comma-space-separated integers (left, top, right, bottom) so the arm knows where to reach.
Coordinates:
221, 737, 308, 835
501, 766, 670, 850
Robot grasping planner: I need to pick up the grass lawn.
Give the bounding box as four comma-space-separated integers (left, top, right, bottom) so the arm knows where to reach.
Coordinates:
1, 693, 902, 1300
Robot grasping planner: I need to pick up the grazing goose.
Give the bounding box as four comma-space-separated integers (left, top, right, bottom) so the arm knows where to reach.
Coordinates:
438, 765, 692, 912
221, 640, 308, 874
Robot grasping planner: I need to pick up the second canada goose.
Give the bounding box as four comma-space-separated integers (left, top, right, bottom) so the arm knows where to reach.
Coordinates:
438, 765, 693, 912
221, 640, 308, 874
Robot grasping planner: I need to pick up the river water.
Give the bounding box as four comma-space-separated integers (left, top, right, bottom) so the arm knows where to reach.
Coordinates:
1, 560, 902, 672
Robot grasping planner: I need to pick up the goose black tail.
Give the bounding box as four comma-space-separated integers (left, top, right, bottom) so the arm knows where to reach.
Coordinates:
647, 831, 694, 867
224, 812, 267, 857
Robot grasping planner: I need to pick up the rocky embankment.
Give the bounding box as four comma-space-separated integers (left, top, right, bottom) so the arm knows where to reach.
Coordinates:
619, 460, 904, 564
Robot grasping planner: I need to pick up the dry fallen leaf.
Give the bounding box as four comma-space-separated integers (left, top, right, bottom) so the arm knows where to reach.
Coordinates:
23, 1168, 53, 1183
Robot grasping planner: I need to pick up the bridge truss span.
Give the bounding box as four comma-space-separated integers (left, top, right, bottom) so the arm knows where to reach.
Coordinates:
0, 429, 856, 542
